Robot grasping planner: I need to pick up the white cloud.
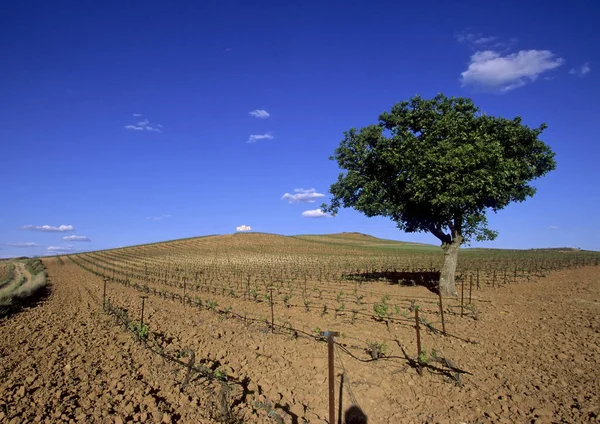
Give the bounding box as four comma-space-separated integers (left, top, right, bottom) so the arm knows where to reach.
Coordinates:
456, 31, 502, 48
62, 235, 91, 242
461, 50, 564, 91
457, 30, 520, 52
281, 188, 325, 204
457, 32, 496, 45
125, 124, 145, 131
236, 225, 252, 232
22, 224, 74, 232
247, 133, 274, 143
473, 36, 497, 45
8, 242, 38, 248
47, 245, 73, 252
548, 225, 559, 230
249, 109, 270, 119
302, 209, 331, 218
147, 214, 171, 221
125, 115, 163, 132
569, 62, 591, 77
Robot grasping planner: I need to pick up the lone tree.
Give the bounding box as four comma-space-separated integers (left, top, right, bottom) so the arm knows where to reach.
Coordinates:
322, 94, 556, 296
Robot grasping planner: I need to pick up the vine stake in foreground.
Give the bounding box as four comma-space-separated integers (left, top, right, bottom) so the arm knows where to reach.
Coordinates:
438, 290, 446, 336
269, 287, 275, 333
103, 277, 108, 311
415, 307, 423, 376
320, 331, 339, 424
460, 278, 465, 317
140, 296, 148, 329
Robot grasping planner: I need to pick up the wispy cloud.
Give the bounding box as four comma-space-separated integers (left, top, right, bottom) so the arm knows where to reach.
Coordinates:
456, 31, 499, 47
472, 36, 497, 45
249, 109, 270, 119
455, 30, 514, 50
569, 62, 591, 77
62, 235, 91, 242
8, 242, 39, 248
125, 115, 163, 132
236, 225, 252, 232
247, 133, 274, 143
548, 225, 559, 230
281, 188, 325, 204
22, 224, 74, 232
460, 50, 564, 92
302, 209, 331, 218
47, 245, 73, 252
146, 214, 171, 221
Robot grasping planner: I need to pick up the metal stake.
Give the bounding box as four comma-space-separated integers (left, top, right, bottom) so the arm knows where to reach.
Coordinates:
140, 296, 148, 328
437, 290, 446, 336
415, 307, 422, 376
460, 278, 464, 317
469, 274, 473, 304
320, 331, 339, 424
269, 288, 275, 333
103, 277, 108, 310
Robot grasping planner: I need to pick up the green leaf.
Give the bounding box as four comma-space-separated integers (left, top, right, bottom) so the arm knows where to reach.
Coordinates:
323, 94, 556, 246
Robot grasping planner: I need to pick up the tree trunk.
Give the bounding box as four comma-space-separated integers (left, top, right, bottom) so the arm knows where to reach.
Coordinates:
439, 237, 462, 296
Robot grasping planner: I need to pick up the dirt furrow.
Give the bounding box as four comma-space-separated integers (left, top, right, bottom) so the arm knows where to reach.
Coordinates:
1, 258, 599, 423
0, 258, 223, 423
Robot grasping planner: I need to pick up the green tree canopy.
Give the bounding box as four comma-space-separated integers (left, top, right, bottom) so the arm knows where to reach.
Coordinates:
323, 94, 556, 295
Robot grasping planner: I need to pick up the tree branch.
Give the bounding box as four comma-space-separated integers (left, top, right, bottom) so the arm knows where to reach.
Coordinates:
428, 225, 451, 244
452, 215, 463, 239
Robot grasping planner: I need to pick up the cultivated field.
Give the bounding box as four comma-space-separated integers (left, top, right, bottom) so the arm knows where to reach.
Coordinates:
1, 233, 599, 423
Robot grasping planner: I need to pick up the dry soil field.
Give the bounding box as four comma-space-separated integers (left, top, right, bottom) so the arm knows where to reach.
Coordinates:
0, 233, 599, 423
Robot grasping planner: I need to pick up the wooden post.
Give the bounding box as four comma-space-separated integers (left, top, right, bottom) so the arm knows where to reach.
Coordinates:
140, 296, 148, 327
103, 277, 108, 310
469, 274, 473, 304
438, 290, 446, 336
460, 277, 464, 317
320, 331, 340, 424
415, 307, 422, 376
269, 288, 275, 333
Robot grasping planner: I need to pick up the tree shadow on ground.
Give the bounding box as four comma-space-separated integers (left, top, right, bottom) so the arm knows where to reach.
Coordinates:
343, 271, 440, 294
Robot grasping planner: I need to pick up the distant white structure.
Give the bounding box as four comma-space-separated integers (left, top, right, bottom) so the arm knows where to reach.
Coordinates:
236, 225, 252, 232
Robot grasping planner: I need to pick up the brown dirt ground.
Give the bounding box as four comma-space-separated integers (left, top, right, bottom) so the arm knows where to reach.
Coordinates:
0, 259, 599, 423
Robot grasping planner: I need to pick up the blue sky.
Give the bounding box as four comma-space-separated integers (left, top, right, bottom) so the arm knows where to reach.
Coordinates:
1, 0, 599, 258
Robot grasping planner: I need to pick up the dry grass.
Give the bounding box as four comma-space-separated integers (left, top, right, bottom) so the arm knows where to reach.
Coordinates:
0, 263, 15, 289
0, 259, 48, 315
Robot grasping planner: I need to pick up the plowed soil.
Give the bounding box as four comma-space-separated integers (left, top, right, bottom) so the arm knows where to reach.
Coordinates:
1, 258, 599, 423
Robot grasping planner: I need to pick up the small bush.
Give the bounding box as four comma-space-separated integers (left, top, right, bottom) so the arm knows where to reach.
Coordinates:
366, 341, 388, 359
129, 321, 149, 340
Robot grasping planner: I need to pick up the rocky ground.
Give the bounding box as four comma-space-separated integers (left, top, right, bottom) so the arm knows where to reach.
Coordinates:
0, 258, 599, 423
